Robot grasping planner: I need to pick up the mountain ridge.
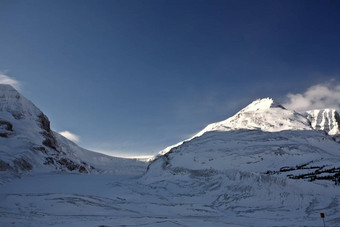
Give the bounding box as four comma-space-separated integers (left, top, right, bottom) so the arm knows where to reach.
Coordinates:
1, 85, 340, 226
160, 97, 315, 155
0, 84, 147, 177
152, 97, 340, 184
141, 97, 340, 225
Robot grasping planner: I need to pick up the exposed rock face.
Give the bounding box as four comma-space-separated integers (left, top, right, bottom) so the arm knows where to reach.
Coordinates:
306, 109, 340, 135
0, 84, 147, 177
306, 109, 340, 142
0, 160, 13, 171
12, 158, 33, 171
38, 113, 58, 151
0, 84, 92, 174
38, 113, 51, 132
0, 119, 13, 137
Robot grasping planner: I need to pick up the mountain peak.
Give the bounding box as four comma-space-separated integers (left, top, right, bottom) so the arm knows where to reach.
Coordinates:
160, 98, 310, 155
240, 98, 285, 113
0, 83, 16, 90
196, 97, 309, 135
0, 83, 41, 120
0, 84, 20, 97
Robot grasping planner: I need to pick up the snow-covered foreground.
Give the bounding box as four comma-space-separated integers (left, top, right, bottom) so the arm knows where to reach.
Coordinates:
1, 167, 339, 227
0, 172, 244, 227
1, 86, 340, 227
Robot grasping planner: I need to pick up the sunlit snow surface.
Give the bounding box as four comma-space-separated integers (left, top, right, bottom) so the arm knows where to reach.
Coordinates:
1, 150, 340, 227
307, 109, 340, 136
2, 134, 340, 226
1, 94, 340, 226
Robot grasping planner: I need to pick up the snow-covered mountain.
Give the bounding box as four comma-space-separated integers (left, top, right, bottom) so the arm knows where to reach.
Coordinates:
160, 98, 312, 155
142, 98, 340, 225
1, 95, 340, 226
151, 98, 340, 183
0, 84, 146, 176
306, 108, 340, 142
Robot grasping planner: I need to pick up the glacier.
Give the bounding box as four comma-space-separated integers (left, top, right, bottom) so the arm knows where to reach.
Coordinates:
1, 86, 340, 226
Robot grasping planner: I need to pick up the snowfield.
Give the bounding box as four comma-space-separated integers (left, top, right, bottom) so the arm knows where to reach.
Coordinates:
1, 85, 340, 226
1, 164, 340, 226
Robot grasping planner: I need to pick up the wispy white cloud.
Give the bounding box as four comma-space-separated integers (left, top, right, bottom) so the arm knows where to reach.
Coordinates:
0, 73, 21, 90
59, 131, 80, 143
283, 81, 340, 112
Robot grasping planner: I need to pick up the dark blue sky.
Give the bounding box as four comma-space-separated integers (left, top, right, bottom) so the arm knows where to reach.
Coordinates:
0, 0, 339, 156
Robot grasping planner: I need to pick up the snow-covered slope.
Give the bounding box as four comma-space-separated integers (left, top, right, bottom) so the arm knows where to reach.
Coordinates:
160, 98, 312, 154
306, 109, 340, 142
195, 97, 311, 134
0, 84, 146, 176
54, 133, 147, 175
1, 96, 340, 226
152, 98, 340, 183
143, 98, 340, 225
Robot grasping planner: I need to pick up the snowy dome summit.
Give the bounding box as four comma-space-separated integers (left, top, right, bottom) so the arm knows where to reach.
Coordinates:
160, 98, 312, 155
239, 97, 285, 112
146, 96, 340, 224
160, 97, 340, 155
195, 97, 311, 136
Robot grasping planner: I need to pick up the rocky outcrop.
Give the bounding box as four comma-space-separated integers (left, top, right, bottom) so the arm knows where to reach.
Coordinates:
0, 84, 94, 174
0, 160, 13, 171
38, 113, 59, 151
306, 109, 340, 135
0, 119, 13, 137
306, 109, 340, 142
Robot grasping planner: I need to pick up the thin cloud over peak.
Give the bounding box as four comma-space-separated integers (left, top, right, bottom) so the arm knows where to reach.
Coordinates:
59, 131, 80, 143
0, 73, 21, 90
283, 81, 340, 112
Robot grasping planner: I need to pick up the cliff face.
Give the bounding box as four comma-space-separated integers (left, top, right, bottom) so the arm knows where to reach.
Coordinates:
306, 109, 340, 142
0, 84, 94, 173
0, 84, 147, 176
